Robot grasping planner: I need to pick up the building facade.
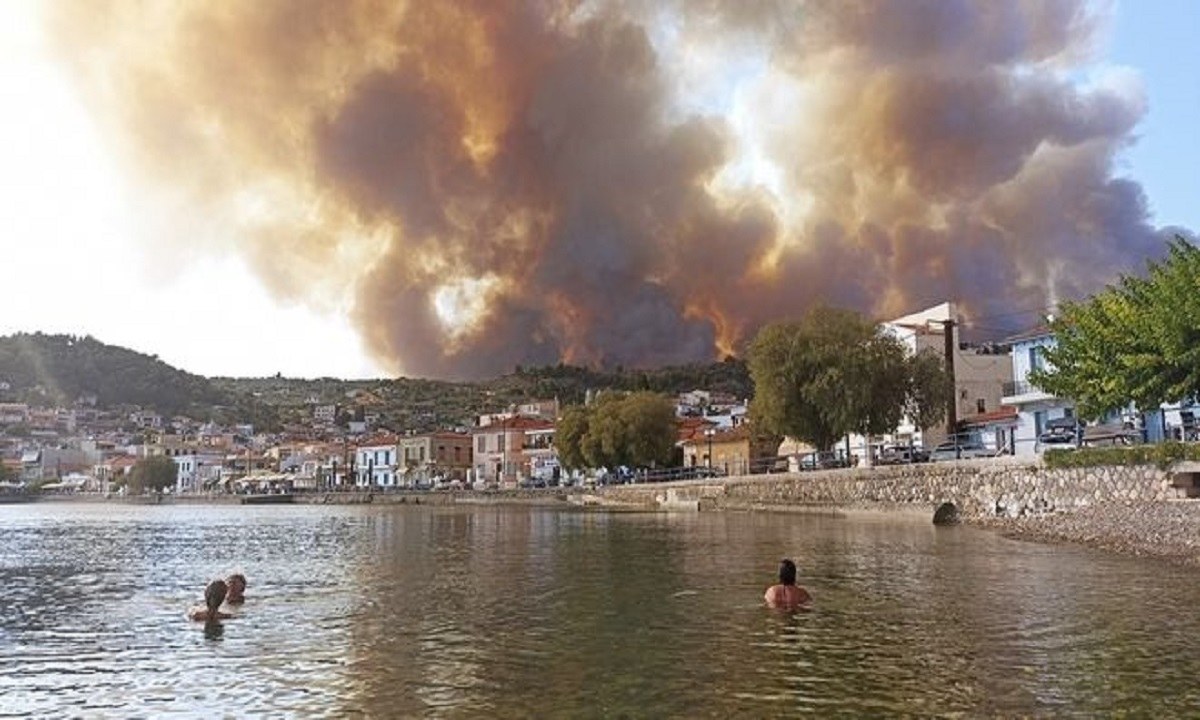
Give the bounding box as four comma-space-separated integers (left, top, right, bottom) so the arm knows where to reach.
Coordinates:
1000, 327, 1076, 456
472, 416, 556, 488
399, 431, 473, 484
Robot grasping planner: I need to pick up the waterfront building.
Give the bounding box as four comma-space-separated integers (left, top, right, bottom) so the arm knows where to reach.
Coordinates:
399, 431, 473, 485
844, 301, 1013, 461
354, 434, 400, 488
1000, 326, 1076, 456
680, 424, 782, 474
471, 416, 555, 488
171, 450, 226, 493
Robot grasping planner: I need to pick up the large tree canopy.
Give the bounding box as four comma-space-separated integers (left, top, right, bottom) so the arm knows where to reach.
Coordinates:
1034, 235, 1200, 419
748, 306, 952, 451
555, 391, 677, 471
127, 455, 178, 494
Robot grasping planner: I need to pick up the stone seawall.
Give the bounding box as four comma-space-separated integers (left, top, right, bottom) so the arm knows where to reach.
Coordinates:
597, 459, 1184, 518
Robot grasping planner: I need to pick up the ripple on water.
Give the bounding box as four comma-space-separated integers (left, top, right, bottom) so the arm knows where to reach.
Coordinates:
3, 504, 1200, 716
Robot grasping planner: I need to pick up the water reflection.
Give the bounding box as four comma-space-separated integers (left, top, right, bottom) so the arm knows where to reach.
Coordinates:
202, 619, 224, 642
2, 503, 1200, 716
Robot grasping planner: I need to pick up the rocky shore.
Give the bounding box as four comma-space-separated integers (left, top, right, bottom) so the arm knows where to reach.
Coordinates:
974, 499, 1200, 567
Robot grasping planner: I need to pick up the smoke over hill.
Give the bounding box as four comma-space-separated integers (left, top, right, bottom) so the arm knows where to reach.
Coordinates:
48, 0, 1188, 378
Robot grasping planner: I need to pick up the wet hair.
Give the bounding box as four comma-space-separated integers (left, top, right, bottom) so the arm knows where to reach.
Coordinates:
227, 573, 247, 590
778, 559, 797, 586
204, 580, 228, 612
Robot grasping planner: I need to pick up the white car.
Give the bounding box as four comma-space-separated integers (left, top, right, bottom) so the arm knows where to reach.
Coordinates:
930, 441, 992, 461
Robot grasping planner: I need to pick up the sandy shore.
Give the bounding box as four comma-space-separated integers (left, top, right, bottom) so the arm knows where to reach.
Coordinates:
972, 499, 1200, 567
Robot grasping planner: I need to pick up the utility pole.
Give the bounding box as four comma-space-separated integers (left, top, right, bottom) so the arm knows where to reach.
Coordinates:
940, 318, 958, 440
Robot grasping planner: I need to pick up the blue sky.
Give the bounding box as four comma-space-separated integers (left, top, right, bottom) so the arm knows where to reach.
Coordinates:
1109, 0, 1200, 230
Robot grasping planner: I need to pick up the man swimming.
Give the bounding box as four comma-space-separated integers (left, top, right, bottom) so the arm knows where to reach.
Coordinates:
188, 580, 234, 622
226, 573, 247, 604
764, 559, 812, 609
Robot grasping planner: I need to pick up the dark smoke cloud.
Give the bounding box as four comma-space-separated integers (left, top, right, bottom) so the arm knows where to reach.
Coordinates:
47, 0, 1188, 378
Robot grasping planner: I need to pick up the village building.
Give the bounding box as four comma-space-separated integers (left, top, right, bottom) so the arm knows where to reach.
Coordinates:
399, 431, 473, 484
471, 416, 556, 488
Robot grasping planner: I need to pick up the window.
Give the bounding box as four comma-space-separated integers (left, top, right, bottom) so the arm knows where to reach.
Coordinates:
476, 436, 485, 453
1028, 346, 1045, 374
1034, 410, 1046, 438
976, 399, 986, 414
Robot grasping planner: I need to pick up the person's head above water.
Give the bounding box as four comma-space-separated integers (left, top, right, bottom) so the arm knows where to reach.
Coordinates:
778, 559, 797, 586
204, 580, 229, 612
226, 573, 246, 603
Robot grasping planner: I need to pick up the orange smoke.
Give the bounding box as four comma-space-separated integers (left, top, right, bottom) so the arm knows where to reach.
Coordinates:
45, 0, 1187, 378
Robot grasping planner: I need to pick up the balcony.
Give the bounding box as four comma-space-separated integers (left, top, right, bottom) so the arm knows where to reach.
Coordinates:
1001, 379, 1053, 405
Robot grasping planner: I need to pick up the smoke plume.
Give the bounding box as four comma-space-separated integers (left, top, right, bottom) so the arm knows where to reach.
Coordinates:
46, 0, 1188, 378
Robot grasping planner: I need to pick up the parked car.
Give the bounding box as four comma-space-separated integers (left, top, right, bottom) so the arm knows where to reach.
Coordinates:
798, 451, 851, 470
1038, 417, 1081, 450
876, 445, 931, 465
930, 440, 992, 461
1037, 429, 1079, 449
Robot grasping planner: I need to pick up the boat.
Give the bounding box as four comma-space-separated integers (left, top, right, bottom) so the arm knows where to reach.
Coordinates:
240, 493, 295, 505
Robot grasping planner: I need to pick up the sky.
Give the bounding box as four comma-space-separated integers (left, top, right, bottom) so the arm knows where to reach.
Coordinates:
0, 1, 1196, 380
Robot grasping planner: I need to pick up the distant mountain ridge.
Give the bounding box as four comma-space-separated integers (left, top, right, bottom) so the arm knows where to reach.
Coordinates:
0, 333, 230, 417
0, 333, 752, 431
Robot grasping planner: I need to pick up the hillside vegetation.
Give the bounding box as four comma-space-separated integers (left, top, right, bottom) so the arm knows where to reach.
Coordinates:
0, 333, 231, 417
0, 333, 752, 431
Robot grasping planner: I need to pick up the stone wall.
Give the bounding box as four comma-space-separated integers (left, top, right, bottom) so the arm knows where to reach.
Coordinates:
598, 459, 1183, 518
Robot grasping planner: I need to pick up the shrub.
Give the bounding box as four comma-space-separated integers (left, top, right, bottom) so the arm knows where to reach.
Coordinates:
1043, 442, 1200, 470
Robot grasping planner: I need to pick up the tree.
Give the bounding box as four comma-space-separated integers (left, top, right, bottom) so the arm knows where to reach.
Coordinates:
555, 404, 591, 470
905, 349, 955, 433
748, 306, 952, 451
554, 391, 678, 471
128, 455, 177, 494
1034, 235, 1200, 419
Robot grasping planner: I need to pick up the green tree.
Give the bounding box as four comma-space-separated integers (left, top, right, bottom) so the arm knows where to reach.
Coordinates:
1033, 235, 1200, 418
553, 392, 677, 470
128, 455, 177, 494
748, 306, 951, 450
555, 404, 591, 470
905, 349, 954, 432
613, 391, 678, 468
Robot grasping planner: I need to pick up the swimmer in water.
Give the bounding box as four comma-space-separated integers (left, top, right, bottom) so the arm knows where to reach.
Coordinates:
188, 580, 234, 622
764, 559, 812, 609
225, 573, 247, 605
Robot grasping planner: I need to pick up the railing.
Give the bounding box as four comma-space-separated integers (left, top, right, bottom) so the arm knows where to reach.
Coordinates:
1002, 380, 1045, 397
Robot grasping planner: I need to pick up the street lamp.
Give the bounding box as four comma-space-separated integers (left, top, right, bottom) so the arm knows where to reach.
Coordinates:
704, 428, 716, 468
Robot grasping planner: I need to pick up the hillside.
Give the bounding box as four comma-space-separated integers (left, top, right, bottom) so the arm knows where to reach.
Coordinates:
0, 333, 232, 417
0, 333, 753, 431
213, 356, 753, 432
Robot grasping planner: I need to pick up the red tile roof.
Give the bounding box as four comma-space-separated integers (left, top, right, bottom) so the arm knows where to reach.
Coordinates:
959, 406, 1019, 427
473, 416, 555, 433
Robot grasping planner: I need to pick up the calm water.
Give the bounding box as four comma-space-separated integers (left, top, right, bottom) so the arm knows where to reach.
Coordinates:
2, 502, 1199, 717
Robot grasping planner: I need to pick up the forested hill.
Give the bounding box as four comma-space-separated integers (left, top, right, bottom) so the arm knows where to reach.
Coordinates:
212, 356, 753, 432
0, 332, 753, 430
0, 333, 231, 416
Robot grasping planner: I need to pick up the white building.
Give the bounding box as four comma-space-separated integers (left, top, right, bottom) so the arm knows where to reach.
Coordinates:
355, 436, 399, 487
1000, 326, 1076, 457
172, 450, 226, 493
845, 301, 1013, 460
